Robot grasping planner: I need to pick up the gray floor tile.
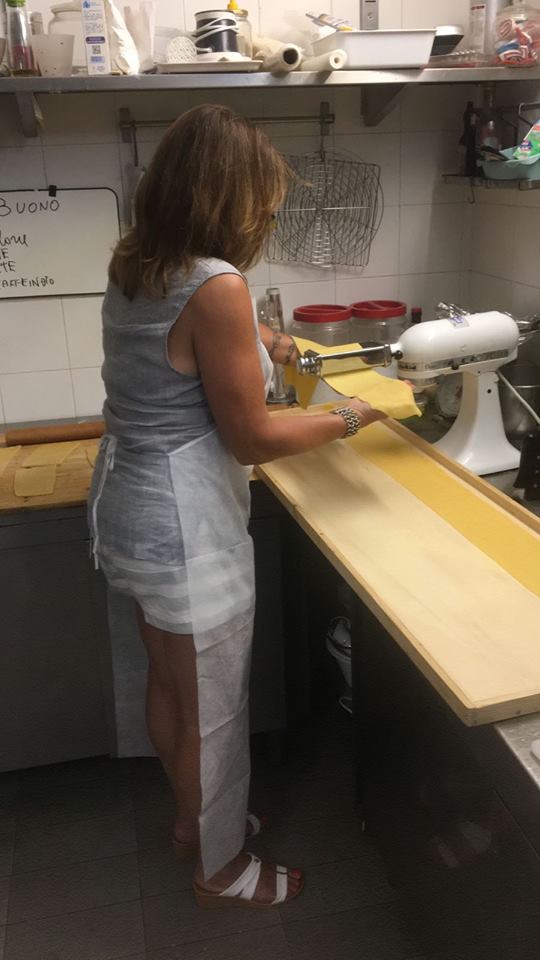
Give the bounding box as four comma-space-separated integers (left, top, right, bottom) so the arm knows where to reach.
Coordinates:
0, 879, 8, 926
8, 853, 140, 923
138, 845, 193, 898
13, 814, 137, 874
147, 924, 292, 960
278, 856, 396, 924
252, 773, 357, 827
17, 778, 133, 829
0, 925, 5, 960
134, 784, 175, 853
0, 777, 19, 827
4, 899, 145, 960
264, 815, 363, 868
0, 839, 14, 881
282, 903, 420, 960
142, 891, 280, 951
18, 757, 134, 791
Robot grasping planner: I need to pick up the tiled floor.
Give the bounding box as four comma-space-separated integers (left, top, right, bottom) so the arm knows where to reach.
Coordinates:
0, 708, 425, 960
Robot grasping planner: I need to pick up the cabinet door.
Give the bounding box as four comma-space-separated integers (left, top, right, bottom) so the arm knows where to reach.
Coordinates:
0, 538, 109, 771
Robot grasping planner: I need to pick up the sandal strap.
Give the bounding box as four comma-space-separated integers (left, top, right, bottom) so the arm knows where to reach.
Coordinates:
272, 865, 289, 905
247, 813, 262, 837
220, 853, 261, 901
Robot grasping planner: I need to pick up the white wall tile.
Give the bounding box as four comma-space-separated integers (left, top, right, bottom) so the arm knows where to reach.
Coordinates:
400, 84, 477, 134
402, 0, 469, 29
0, 299, 69, 373
400, 203, 466, 275
0, 385, 5, 426
0, 370, 75, 422
336, 133, 401, 207
62, 296, 104, 368
269, 261, 335, 285
398, 272, 464, 318
245, 258, 271, 288
278, 279, 337, 328
0, 97, 41, 148
43, 144, 123, 207
509, 205, 540, 288
470, 203, 516, 281
72, 367, 106, 417
512, 282, 540, 316
401, 131, 466, 204
40, 95, 119, 146
336, 204, 399, 279
336, 275, 400, 303
468, 272, 514, 313
1, 147, 47, 189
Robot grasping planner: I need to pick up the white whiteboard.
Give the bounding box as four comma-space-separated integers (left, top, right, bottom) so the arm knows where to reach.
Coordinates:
0, 188, 120, 299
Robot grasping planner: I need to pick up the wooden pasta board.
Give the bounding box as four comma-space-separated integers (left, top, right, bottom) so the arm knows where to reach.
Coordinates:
256, 409, 540, 727
0, 438, 101, 512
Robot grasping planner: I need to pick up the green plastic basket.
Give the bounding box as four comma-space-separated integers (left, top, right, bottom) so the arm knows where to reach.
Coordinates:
481, 147, 540, 181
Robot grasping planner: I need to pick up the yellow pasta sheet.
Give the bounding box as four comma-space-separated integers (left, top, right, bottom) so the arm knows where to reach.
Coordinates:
14, 465, 57, 497
286, 336, 421, 420
0, 446, 21, 478
22, 441, 80, 467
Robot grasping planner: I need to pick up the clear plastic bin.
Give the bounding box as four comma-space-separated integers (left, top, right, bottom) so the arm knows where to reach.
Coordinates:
351, 300, 407, 345
290, 304, 352, 347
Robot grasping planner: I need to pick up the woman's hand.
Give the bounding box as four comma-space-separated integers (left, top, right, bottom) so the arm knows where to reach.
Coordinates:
347, 397, 388, 429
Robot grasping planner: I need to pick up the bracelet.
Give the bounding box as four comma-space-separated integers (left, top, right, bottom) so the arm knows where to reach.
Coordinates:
268, 331, 282, 360
331, 406, 363, 438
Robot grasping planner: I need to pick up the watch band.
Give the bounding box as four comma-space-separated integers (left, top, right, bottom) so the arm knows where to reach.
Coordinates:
331, 406, 363, 438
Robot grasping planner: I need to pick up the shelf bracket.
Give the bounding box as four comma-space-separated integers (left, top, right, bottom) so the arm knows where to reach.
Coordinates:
361, 83, 405, 127
15, 92, 42, 138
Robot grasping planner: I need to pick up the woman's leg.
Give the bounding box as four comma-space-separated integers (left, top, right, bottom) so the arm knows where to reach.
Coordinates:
137, 606, 201, 843
137, 606, 302, 904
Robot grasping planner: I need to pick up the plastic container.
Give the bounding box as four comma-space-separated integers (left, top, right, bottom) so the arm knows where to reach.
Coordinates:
49, 2, 85, 71
290, 304, 352, 346
312, 28, 436, 69
494, 1, 540, 66
351, 300, 407, 344
480, 145, 540, 179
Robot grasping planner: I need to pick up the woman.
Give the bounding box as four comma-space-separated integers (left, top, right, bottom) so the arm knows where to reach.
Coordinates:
89, 104, 385, 909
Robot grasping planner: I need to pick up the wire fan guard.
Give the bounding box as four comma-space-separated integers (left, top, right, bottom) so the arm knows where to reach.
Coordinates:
268, 150, 384, 268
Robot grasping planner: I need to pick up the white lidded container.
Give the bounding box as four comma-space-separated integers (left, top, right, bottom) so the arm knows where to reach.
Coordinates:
49, 1, 85, 71
312, 28, 436, 68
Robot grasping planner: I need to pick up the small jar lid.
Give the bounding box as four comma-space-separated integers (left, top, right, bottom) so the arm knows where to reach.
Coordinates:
293, 304, 352, 324
351, 300, 407, 320
51, 1, 81, 13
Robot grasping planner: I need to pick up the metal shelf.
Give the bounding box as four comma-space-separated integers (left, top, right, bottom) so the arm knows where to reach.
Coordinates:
2, 64, 540, 93
444, 173, 540, 191
3, 65, 540, 137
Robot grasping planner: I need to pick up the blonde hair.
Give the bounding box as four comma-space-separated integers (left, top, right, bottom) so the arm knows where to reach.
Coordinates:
109, 103, 291, 299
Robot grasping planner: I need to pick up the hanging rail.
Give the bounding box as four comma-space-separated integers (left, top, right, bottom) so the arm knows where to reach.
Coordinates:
118, 101, 334, 167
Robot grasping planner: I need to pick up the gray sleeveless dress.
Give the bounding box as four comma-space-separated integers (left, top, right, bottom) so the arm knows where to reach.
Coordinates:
88, 257, 273, 880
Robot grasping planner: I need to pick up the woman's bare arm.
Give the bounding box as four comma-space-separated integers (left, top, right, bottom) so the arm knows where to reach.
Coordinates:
177, 273, 384, 465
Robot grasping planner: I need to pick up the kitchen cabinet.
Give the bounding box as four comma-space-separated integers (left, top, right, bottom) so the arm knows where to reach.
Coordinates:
0, 482, 287, 772
0, 507, 110, 772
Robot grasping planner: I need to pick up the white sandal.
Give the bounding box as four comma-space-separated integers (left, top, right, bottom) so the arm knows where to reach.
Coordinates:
193, 852, 304, 910
173, 812, 267, 860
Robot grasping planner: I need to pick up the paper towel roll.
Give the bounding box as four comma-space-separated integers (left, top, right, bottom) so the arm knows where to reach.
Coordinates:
300, 49, 347, 70
258, 43, 303, 73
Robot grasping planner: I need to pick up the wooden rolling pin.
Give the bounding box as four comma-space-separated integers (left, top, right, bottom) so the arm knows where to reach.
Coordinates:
4, 421, 105, 447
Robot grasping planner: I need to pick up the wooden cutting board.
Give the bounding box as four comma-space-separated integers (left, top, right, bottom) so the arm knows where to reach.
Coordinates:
0, 438, 101, 512
257, 412, 540, 727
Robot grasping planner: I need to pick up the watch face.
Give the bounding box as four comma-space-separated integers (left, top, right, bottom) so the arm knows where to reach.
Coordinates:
436, 373, 463, 419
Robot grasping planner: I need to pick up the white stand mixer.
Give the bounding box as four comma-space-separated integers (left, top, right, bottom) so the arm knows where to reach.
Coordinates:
297, 310, 521, 476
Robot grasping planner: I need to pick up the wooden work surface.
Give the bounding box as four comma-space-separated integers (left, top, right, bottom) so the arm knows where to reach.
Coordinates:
256, 410, 540, 728
0, 438, 101, 513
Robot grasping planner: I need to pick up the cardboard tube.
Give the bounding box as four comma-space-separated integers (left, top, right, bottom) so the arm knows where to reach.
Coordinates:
300, 48, 347, 70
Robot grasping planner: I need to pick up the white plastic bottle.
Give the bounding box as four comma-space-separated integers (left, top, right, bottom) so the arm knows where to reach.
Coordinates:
469, 0, 507, 54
